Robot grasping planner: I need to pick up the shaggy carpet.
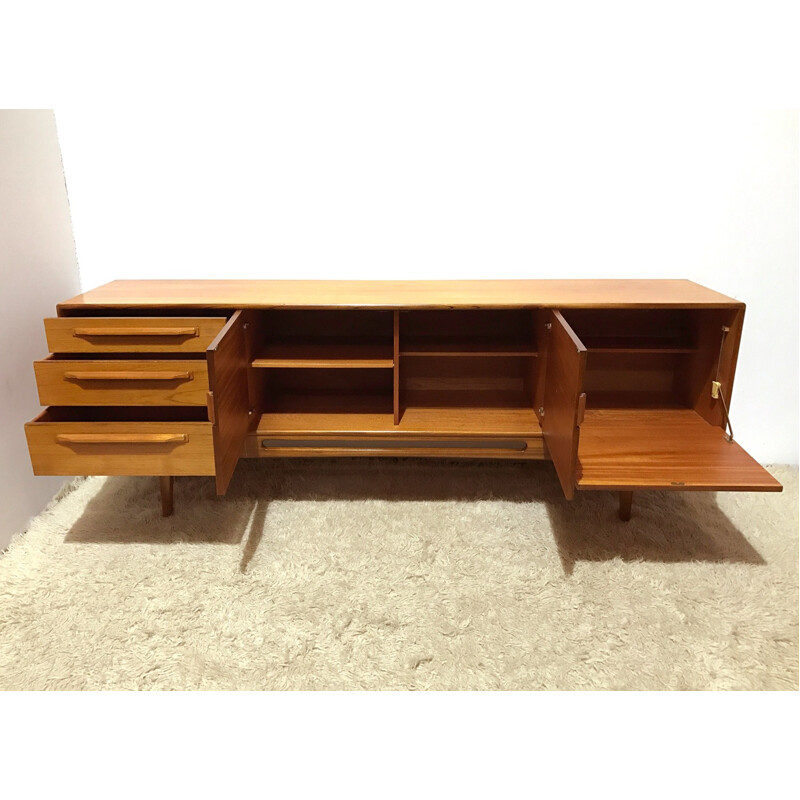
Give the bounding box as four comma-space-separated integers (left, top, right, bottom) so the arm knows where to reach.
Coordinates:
0, 459, 796, 691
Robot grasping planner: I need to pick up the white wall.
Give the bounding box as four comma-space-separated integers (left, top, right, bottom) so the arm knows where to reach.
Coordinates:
56, 107, 798, 464
0, 110, 81, 549
0, 18, 794, 555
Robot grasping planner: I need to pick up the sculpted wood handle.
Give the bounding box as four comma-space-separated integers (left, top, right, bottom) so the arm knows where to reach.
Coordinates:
72, 327, 199, 337
63, 370, 193, 382
56, 433, 188, 445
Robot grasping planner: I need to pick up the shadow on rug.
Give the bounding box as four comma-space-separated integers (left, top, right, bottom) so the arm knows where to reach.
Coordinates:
1, 459, 797, 690
64, 459, 767, 573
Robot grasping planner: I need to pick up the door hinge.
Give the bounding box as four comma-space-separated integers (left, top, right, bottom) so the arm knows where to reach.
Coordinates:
576, 393, 587, 426
207, 391, 216, 425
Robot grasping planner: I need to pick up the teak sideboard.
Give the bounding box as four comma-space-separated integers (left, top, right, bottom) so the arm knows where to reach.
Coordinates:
25, 280, 782, 519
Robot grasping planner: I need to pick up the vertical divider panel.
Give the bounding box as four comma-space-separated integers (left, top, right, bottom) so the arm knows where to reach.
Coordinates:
393, 310, 400, 425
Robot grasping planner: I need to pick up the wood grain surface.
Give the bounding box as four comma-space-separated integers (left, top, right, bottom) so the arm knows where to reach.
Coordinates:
540, 310, 588, 499
45, 316, 226, 353
255, 406, 542, 437
27, 281, 782, 505
25, 412, 214, 476
251, 342, 394, 368
34, 358, 209, 406
207, 310, 252, 494
576, 409, 782, 491
56, 279, 742, 311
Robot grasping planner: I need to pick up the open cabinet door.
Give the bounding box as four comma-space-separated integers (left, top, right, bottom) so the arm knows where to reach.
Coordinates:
207, 310, 252, 495
576, 409, 782, 492
541, 310, 587, 499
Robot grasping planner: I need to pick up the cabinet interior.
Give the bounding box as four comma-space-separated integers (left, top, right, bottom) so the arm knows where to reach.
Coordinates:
400, 310, 536, 355
560, 308, 740, 413
243, 305, 742, 442
249, 308, 540, 435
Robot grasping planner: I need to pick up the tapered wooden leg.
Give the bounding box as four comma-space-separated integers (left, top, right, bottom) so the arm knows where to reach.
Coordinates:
160, 476, 174, 517
618, 491, 633, 521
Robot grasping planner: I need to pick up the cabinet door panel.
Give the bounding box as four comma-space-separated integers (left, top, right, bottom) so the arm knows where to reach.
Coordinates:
576, 408, 782, 491
541, 310, 587, 499
207, 310, 252, 494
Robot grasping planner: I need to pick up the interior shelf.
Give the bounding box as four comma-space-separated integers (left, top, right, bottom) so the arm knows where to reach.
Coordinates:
256, 405, 541, 437
252, 341, 393, 369
251, 309, 540, 438
398, 406, 540, 435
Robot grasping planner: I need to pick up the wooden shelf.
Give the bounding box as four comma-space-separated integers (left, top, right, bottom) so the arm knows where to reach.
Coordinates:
399, 406, 540, 436
401, 338, 537, 357
256, 405, 541, 437
257, 410, 394, 435
252, 341, 393, 369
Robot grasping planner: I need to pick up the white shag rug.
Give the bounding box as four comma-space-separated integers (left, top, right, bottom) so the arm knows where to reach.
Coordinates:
0, 459, 796, 691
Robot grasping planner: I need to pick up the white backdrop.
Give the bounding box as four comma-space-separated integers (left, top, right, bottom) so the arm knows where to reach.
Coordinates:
2, 0, 799, 784
55, 107, 798, 464
0, 111, 81, 547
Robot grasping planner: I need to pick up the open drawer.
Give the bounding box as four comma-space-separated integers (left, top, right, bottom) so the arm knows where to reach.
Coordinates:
25, 407, 215, 476
539, 308, 782, 498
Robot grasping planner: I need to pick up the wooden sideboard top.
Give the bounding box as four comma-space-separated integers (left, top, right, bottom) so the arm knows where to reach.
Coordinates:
57, 279, 742, 311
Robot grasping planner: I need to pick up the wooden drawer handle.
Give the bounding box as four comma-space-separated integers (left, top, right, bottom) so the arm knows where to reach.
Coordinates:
72, 327, 199, 337
56, 433, 188, 445
63, 370, 193, 382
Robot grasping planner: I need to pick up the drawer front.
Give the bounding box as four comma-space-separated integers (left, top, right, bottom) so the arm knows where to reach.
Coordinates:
44, 316, 226, 353
25, 418, 215, 476
34, 358, 210, 407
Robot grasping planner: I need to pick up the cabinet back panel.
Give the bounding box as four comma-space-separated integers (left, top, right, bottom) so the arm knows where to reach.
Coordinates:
564, 309, 693, 348
681, 308, 744, 427
561, 309, 743, 413
261, 310, 394, 341
262, 368, 393, 415
401, 356, 532, 408
401, 310, 533, 342
583, 352, 685, 407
